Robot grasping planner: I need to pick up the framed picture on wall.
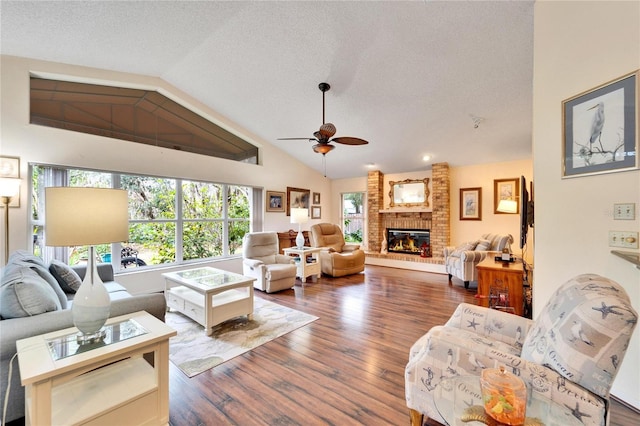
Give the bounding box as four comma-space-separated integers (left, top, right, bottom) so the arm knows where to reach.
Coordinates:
311, 206, 321, 219
493, 178, 519, 214
266, 190, 285, 212
286, 186, 310, 216
313, 192, 321, 204
562, 70, 638, 178
460, 187, 482, 220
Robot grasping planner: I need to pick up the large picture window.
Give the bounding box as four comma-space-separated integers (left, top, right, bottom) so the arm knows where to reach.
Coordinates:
31, 165, 256, 271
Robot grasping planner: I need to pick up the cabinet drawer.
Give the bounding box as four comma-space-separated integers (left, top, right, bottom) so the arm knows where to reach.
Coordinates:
165, 290, 185, 311
184, 300, 205, 323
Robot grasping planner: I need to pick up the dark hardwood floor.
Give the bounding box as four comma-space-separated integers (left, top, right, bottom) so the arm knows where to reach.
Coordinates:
168, 265, 639, 426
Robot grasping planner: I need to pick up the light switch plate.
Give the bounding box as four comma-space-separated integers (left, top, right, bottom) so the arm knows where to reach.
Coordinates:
609, 231, 639, 248
613, 203, 636, 220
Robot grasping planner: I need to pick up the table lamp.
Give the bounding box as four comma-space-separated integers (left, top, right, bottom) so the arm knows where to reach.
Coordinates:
290, 207, 309, 248
45, 187, 129, 342
0, 177, 21, 265
496, 199, 518, 214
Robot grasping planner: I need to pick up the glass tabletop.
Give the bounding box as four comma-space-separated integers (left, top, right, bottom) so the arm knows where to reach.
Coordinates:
168, 267, 248, 288
47, 318, 147, 360
434, 375, 583, 426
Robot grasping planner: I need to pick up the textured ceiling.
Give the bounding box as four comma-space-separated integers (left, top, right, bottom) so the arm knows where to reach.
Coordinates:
0, 1, 534, 179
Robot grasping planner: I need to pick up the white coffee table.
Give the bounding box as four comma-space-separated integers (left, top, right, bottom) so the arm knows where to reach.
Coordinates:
283, 246, 322, 283
162, 267, 255, 335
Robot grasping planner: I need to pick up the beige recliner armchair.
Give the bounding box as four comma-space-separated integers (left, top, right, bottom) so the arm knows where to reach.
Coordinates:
242, 232, 297, 293
309, 223, 365, 277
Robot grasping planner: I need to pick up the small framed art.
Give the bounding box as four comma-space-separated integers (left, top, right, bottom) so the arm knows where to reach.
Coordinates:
562, 70, 638, 178
313, 192, 321, 204
311, 206, 321, 219
460, 187, 482, 221
266, 191, 285, 212
493, 178, 519, 214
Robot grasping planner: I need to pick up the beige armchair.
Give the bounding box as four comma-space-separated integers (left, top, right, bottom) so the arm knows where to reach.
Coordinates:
309, 223, 365, 277
405, 274, 638, 426
242, 232, 297, 293
444, 233, 513, 288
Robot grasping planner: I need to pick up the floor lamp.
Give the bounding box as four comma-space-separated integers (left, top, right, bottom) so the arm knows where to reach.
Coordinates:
290, 207, 309, 248
0, 177, 21, 266
45, 187, 129, 342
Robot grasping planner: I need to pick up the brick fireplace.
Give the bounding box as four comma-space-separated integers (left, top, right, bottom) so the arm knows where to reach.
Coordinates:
366, 162, 450, 266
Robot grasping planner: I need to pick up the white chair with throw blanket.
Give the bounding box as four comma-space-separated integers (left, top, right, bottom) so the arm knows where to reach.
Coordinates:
405, 273, 638, 426
242, 232, 297, 293
444, 233, 513, 288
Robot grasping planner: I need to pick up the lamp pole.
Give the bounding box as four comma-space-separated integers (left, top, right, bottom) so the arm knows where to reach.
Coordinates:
2, 196, 10, 265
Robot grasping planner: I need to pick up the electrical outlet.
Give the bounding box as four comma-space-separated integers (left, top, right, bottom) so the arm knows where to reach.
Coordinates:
609, 231, 639, 248
613, 203, 636, 220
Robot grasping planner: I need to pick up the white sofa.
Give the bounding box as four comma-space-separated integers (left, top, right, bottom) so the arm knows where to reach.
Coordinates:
443, 233, 513, 288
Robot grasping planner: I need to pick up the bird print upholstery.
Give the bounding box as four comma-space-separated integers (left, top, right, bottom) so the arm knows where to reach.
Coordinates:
405, 274, 637, 426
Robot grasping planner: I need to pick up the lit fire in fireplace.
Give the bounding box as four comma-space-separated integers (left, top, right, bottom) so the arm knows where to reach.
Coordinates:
387, 228, 431, 256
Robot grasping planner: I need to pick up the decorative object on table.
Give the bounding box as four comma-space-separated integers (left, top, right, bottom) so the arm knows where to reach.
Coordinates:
266, 190, 285, 212
460, 405, 544, 426
0, 177, 21, 265
480, 366, 527, 425
562, 70, 638, 178
167, 297, 318, 377
313, 192, 321, 204
460, 187, 482, 220
494, 178, 519, 214
286, 186, 310, 216
311, 205, 321, 219
290, 207, 309, 248
45, 187, 129, 342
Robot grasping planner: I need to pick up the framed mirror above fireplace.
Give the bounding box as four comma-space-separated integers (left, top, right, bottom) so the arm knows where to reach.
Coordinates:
389, 178, 430, 208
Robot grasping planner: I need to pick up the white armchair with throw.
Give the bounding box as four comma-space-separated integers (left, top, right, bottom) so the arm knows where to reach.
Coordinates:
405, 273, 638, 426
242, 232, 297, 293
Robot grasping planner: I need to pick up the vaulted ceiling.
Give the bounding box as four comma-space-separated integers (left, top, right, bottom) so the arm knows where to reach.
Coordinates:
0, 1, 534, 179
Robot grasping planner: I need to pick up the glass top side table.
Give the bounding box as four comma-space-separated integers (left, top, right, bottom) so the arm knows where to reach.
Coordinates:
434, 375, 583, 426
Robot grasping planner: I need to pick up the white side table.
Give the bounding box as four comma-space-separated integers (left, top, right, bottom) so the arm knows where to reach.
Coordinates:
283, 246, 323, 283
16, 311, 176, 426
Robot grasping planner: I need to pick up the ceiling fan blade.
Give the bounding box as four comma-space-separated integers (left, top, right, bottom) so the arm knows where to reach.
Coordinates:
277, 137, 316, 141
319, 122, 336, 138
331, 137, 369, 145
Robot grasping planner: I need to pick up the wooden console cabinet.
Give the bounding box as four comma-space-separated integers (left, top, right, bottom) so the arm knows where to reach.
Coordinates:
476, 256, 526, 316
277, 230, 310, 254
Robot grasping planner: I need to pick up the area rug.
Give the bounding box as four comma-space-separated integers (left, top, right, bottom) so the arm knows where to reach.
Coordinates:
166, 298, 318, 377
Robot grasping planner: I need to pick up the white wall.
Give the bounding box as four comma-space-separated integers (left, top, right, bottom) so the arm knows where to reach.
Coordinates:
533, 1, 640, 408
0, 55, 333, 287
450, 159, 533, 263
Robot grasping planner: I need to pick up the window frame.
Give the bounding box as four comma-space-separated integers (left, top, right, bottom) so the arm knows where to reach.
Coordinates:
29, 163, 259, 272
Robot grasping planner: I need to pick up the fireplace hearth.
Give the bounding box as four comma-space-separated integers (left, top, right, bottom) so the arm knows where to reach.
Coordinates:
387, 228, 431, 256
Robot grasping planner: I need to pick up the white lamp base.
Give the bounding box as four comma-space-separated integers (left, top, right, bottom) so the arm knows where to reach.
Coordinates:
296, 228, 305, 249
72, 246, 111, 341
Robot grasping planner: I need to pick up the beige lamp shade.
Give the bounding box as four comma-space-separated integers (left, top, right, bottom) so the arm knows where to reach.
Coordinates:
45, 187, 129, 246
497, 199, 518, 214
0, 177, 20, 198
290, 207, 309, 224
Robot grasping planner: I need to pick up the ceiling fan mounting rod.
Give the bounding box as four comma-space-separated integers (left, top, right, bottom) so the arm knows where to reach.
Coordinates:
319, 82, 330, 124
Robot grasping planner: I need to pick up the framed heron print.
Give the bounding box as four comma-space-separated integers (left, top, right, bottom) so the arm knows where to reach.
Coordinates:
562, 70, 638, 178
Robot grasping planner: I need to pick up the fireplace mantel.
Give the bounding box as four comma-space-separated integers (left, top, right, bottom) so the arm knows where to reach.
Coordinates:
379, 208, 432, 213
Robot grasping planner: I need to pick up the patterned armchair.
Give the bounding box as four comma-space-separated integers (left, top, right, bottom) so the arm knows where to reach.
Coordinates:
444, 233, 513, 288
405, 274, 637, 426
